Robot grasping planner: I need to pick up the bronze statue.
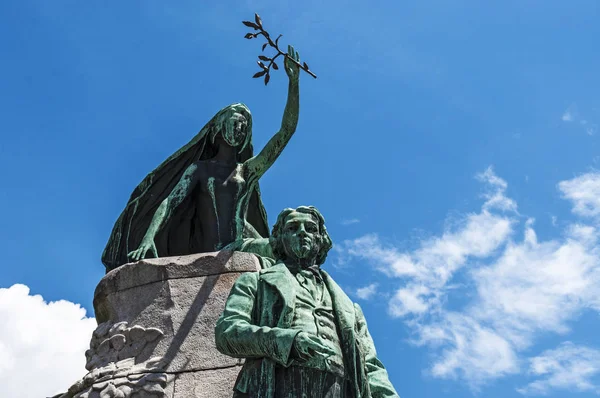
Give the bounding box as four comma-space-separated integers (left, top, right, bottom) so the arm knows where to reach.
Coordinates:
65, 14, 404, 398
215, 206, 399, 397
102, 46, 302, 272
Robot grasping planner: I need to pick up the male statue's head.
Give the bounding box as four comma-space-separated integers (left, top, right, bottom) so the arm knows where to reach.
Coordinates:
270, 206, 333, 268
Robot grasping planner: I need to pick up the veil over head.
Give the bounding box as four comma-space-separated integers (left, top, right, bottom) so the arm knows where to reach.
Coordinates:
102, 103, 269, 272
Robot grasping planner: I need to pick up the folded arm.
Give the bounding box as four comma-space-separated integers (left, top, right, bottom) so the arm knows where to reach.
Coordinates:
215, 272, 300, 366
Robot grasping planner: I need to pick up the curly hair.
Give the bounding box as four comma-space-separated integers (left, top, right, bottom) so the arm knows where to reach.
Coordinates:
270, 206, 333, 266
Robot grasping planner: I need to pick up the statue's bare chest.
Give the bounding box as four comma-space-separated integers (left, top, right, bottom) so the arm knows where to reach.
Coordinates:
197, 163, 247, 197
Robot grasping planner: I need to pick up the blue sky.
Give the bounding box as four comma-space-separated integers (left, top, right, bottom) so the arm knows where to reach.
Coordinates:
1, 1, 600, 396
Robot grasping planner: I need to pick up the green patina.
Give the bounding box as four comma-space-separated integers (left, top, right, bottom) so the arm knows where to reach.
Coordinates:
102, 46, 301, 272
215, 206, 400, 397
100, 33, 400, 395
206, 176, 221, 248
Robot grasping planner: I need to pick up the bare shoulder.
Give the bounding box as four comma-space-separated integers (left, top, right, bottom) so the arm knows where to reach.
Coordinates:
238, 158, 256, 179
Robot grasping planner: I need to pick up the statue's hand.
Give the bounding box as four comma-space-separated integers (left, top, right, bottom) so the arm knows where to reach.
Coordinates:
292, 331, 336, 362
127, 239, 158, 262
284, 45, 300, 82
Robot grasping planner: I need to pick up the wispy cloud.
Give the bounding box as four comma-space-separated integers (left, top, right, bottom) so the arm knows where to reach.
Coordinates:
417, 313, 519, 384
562, 107, 575, 122
336, 168, 600, 392
0, 284, 96, 397
341, 218, 360, 226
517, 342, 600, 395
356, 283, 378, 300
561, 104, 598, 136
477, 166, 518, 213
340, 166, 515, 318
471, 221, 599, 341
559, 172, 600, 219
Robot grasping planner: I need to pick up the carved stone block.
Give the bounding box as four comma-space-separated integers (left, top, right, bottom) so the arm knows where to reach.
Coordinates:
58, 251, 259, 398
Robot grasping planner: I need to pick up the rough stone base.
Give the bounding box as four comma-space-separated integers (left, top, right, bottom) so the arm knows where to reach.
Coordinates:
172, 365, 243, 397
58, 251, 259, 398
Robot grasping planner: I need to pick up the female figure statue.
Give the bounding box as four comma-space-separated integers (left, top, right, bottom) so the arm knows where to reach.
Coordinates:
102, 46, 302, 272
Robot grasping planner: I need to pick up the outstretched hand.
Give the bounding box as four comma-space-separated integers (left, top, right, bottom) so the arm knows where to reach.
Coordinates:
292, 331, 336, 362
128, 239, 158, 262
284, 45, 300, 82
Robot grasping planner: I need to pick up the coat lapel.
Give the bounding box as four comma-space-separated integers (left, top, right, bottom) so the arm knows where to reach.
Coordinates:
259, 263, 297, 327
322, 270, 364, 397
322, 270, 356, 330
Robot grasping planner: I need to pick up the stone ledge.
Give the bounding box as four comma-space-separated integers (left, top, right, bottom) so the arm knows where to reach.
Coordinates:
95, 251, 260, 301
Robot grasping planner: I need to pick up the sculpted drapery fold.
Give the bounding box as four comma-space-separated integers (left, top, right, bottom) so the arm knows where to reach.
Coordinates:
101, 103, 269, 272
102, 47, 302, 273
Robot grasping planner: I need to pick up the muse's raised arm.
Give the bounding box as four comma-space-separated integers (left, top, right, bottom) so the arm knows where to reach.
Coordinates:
128, 163, 199, 261
245, 46, 300, 179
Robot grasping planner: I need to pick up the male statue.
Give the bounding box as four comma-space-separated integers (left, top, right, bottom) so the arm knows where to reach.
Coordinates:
215, 206, 399, 397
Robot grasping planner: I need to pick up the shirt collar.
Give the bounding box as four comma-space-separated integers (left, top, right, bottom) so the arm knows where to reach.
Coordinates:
286, 263, 322, 278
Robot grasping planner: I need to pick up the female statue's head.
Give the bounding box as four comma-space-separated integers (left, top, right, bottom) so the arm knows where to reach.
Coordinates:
209, 103, 253, 153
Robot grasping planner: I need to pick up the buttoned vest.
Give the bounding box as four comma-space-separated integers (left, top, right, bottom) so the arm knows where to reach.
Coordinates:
289, 268, 345, 377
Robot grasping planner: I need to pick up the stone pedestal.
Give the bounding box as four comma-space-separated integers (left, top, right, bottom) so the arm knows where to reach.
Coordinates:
59, 251, 260, 398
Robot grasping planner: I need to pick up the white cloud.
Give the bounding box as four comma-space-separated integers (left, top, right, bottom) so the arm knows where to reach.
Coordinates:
559, 172, 600, 219
472, 221, 599, 346
562, 110, 574, 122
562, 104, 578, 122
341, 218, 360, 226
0, 284, 97, 398
517, 342, 600, 395
421, 313, 519, 386
390, 284, 432, 316
339, 167, 515, 318
356, 283, 378, 300
336, 234, 420, 277
476, 166, 518, 213
561, 104, 597, 135
336, 168, 600, 392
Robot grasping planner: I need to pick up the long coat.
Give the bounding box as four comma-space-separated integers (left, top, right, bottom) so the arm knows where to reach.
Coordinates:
215, 263, 399, 398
